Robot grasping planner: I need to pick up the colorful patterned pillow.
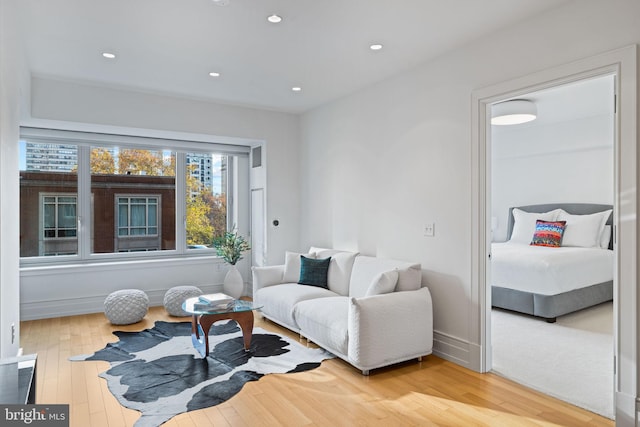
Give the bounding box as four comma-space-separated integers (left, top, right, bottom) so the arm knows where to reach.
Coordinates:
530, 220, 566, 247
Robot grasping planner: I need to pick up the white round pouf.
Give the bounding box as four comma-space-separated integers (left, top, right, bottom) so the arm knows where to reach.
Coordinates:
104, 289, 149, 325
163, 285, 203, 316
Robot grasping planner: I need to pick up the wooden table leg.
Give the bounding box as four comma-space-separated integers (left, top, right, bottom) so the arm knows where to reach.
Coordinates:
197, 311, 255, 357
192, 316, 199, 338
233, 311, 254, 351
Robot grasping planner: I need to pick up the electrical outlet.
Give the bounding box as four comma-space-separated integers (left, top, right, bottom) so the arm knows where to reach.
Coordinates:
424, 223, 435, 237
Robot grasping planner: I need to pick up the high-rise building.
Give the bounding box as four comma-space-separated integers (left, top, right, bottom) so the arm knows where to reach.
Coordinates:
25, 142, 78, 172
187, 153, 213, 188
186, 153, 226, 194
23, 142, 225, 195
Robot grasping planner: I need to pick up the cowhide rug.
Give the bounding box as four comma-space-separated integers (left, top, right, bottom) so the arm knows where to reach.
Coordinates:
70, 320, 333, 427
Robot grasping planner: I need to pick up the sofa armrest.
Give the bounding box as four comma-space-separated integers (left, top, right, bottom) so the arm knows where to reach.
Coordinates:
348, 287, 433, 369
251, 265, 285, 296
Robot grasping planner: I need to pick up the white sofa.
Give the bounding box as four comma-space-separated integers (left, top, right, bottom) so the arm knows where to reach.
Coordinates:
251, 247, 433, 375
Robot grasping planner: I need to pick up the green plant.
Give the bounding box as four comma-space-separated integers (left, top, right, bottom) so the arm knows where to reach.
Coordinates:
213, 229, 250, 265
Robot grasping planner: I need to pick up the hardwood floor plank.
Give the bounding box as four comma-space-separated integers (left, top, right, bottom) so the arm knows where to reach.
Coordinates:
200, 406, 233, 426
19, 306, 614, 427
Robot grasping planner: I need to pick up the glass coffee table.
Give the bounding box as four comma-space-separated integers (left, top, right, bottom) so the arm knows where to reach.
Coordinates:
182, 297, 263, 358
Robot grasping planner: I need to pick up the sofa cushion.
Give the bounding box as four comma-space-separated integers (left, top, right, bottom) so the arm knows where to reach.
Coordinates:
308, 247, 358, 296
299, 256, 331, 288
396, 265, 422, 292
326, 252, 358, 296
309, 247, 354, 258
283, 251, 315, 283
256, 283, 338, 330
350, 256, 422, 298
293, 297, 349, 357
365, 270, 398, 297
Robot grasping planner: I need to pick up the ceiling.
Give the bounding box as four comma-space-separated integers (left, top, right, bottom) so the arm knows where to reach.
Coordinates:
15, 0, 570, 114
493, 75, 615, 129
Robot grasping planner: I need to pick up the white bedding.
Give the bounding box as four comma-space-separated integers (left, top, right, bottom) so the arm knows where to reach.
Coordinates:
491, 242, 614, 296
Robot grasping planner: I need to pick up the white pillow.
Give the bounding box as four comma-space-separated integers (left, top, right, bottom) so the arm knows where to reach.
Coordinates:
600, 225, 612, 249
557, 209, 612, 248
365, 270, 399, 297
510, 208, 560, 244
326, 251, 359, 296
283, 251, 315, 283
309, 247, 346, 258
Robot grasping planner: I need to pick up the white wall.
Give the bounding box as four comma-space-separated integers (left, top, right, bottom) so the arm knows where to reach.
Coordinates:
0, 0, 28, 357
492, 113, 614, 242
300, 0, 640, 367
19, 77, 301, 319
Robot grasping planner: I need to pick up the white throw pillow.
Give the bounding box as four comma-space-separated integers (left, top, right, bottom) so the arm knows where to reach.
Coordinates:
309, 247, 346, 258
283, 251, 315, 283
510, 208, 560, 244
326, 251, 359, 296
365, 270, 399, 297
600, 225, 612, 249
558, 209, 612, 248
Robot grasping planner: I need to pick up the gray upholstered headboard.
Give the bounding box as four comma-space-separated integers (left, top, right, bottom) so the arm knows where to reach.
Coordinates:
506, 203, 614, 250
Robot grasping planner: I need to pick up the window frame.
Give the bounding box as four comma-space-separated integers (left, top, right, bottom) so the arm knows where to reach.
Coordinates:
115, 194, 161, 238
41, 193, 78, 240
19, 127, 248, 266
39, 192, 78, 256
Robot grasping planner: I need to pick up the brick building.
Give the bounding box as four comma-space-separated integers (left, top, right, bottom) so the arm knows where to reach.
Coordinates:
20, 171, 176, 257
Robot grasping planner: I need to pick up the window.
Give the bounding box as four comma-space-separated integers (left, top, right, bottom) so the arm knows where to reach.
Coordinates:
117, 196, 159, 237
19, 128, 248, 264
43, 195, 77, 239
40, 194, 78, 256
115, 195, 161, 252
20, 141, 79, 257
90, 146, 176, 254
185, 152, 227, 249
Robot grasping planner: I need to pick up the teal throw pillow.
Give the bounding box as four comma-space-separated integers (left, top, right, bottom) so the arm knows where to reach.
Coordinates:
298, 256, 331, 289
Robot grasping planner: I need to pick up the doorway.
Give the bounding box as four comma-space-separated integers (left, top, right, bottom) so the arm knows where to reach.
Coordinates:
488, 75, 615, 417
470, 45, 637, 423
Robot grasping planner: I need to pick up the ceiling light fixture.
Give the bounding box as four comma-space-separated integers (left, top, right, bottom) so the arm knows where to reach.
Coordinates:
267, 14, 282, 23
291, 87, 302, 92
211, 0, 230, 6
208, 71, 220, 77
369, 44, 383, 51
102, 52, 116, 59
491, 99, 537, 125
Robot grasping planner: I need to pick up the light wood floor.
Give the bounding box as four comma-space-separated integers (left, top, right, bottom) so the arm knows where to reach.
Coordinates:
20, 306, 614, 427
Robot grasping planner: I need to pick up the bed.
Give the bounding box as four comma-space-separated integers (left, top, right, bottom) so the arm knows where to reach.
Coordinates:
491, 203, 614, 322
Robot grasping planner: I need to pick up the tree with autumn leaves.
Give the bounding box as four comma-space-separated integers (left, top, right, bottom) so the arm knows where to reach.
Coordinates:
185, 165, 227, 246
90, 148, 226, 246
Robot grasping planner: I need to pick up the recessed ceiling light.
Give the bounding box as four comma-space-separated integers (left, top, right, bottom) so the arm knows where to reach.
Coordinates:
291, 87, 302, 92
369, 44, 383, 51
102, 52, 116, 59
267, 14, 283, 24
211, 0, 230, 6
208, 72, 220, 77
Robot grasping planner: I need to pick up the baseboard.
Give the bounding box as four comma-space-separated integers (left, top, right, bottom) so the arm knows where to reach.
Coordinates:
432, 330, 481, 371
20, 284, 224, 321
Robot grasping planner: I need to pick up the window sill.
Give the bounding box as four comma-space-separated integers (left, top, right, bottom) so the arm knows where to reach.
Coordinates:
20, 255, 226, 275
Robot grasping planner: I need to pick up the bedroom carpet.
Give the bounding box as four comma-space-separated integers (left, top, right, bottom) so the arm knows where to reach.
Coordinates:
491, 302, 613, 419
